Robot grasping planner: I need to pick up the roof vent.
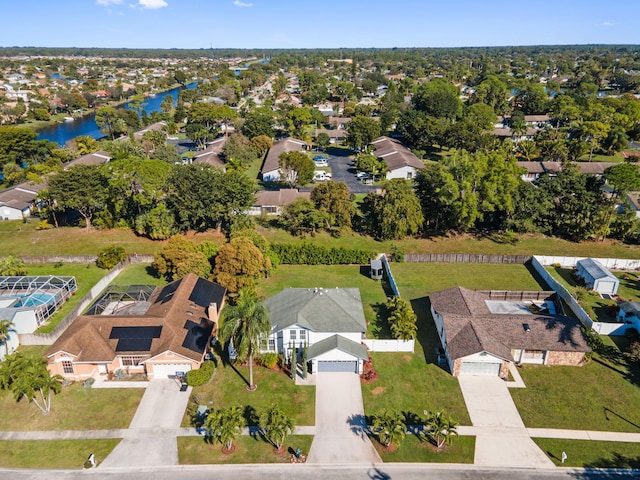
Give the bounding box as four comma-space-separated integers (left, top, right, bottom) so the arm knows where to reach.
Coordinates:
523, 323, 531, 332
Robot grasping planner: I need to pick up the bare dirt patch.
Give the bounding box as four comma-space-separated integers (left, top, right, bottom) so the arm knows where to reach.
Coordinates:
371, 386, 386, 396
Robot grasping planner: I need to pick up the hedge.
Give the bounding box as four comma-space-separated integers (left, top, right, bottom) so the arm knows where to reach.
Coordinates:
270, 242, 375, 265
185, 360, 215, 386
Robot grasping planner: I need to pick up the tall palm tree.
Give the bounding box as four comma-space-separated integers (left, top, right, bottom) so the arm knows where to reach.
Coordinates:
260, 404, 295, 452
219, 289, 271, 391
0, 319, 17, 357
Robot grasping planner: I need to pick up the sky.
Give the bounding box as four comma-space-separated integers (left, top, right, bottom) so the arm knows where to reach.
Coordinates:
1, 0, 639, 50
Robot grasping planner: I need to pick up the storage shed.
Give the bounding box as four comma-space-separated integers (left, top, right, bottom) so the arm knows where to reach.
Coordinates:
575, 258, 619, 295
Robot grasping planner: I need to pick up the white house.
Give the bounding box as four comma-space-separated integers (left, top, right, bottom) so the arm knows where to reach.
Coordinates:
575, 258, 620, 295
0, 182, 47, 221
247, 189, 310, 216
371, 136, 425, 180
262, 288, 369, 374
261, 137, 308, 182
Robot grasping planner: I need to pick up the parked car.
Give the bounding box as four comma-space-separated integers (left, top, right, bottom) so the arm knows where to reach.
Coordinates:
314, 159, 329, 167
314, 171, 329, 181
356, 171, 369, 179
313, 155, 327, 161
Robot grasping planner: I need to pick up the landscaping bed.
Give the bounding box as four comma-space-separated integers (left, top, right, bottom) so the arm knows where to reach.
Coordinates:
178, 435, 313, 464
533, 438, 640, 468
0, 439, 121, 469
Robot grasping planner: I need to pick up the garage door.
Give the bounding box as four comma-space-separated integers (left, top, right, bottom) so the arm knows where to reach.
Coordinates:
317, 361, 357, 373
459, 361, 501, 376
152, 363, 192, 378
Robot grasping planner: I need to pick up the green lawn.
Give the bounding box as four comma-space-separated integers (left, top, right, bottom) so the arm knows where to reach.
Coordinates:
362, 352, 471, 426
178, 434, 313, 464
24, 263, 107, 334
510, 340, 640, 432
0, 383, 143, 431
0, 439, 121, 469
373, 434, 475, 464
183, 361, 315, 428
109, 262, 166, 286
533, 438, 640, 468
259, 264, 389, 337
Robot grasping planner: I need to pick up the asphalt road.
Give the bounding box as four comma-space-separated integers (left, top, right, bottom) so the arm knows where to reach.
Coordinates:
3, 464, 637, 480
324, 147, 378, 194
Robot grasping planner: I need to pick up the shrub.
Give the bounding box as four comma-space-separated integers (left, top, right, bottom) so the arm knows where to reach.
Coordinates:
270, 242, 374, 265
96, 246, 126, 269
36, 220, 53, 230
0, 255, 26, 276
256, 352, 280, 369
389, 244, 405, 263
185, 360, 215, 386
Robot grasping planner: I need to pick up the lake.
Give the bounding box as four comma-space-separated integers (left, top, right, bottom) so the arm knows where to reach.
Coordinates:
37, 82, 197, 146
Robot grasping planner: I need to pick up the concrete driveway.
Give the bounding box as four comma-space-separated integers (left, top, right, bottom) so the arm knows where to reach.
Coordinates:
307, 372, 381, 464
99, 379, 191, 468
458, 376, 554, 468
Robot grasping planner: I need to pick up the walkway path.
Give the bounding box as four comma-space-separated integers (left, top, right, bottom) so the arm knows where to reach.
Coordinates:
458, 376, 554, 468
307, 372, 381, 464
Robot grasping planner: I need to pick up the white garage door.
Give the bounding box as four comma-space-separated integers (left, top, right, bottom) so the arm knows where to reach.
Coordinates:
459, 361, 501, 376
152, 363, 192, 378
317, 361, 357, 373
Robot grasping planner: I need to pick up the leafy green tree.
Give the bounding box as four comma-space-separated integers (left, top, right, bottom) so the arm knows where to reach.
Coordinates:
250, 135, 273, 157
219, 289, 271, 390
286, 108, 313, 138
413, 79, 462, 120
214, 237, 271, 294
513, 84, 549, 115
345, 115, 381, 151
48, 165, 108, 230
580, 120, 610, 161
94, 107, 118, 140
315, 132, 331, 149
72, 135, 99, 155
470, 75, 509, 115
96, 246, 126, 269
222, 132, 258, 169
0, 126, 38, 168
152, 236, 211, 281
310, 181, 354, 231
205, 406, 245, 451
0, 353, 64, 415
242, 107, 275, 139
354, 153, 387, 180
281, 198, 328, 236
515, 140, 540, 161
425, 410, 458, 449
260, 404, 295, 452
185, 123, 213, 149
134, 202, 176, 240
361, 179, 424, 240
278, 151, 315, 187
0, 256, 26, 276
465, 103, 497, 130
0, 319, 17, 357
372, 409, 406, 448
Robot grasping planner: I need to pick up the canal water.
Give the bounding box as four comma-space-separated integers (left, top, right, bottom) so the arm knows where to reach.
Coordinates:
37, 82, 197, 146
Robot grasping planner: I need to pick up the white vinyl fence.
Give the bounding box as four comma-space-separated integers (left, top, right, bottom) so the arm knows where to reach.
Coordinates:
362, 339, 415, 352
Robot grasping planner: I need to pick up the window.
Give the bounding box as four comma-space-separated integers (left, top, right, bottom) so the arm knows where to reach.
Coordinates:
121, 356, 145, 366
62, 360, 73, 374
290, 330, 297, 341
268, 338, 276, 351
299, 329, 307, 342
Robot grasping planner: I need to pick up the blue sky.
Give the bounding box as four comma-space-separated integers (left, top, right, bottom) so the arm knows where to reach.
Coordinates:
1, 0, 638, 49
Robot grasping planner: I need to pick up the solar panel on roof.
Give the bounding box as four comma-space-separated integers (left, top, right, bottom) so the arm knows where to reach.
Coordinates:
109, 326, 162, 339
182, 319, 214, 354
188, 278, 225, 308
116, 337, 154, 352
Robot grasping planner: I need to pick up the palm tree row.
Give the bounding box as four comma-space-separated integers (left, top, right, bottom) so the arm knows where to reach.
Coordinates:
371, 408, 458, 450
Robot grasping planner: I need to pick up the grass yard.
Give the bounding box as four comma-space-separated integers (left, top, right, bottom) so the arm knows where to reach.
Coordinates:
0, 383, 144, 431
258, 264, 389, 337
183, 361, 315, 428
109, 262, 166, 286
362, 352, 471, 426
373, 434, 475, 464
0, 439, 121, 469
533, 438, 640, 468
510, 338, 640, 432
24, 263, 106, 333
178, 435, 313, 464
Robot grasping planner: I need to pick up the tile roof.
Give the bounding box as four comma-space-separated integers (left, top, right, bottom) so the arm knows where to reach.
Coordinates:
430, 286, 589, 361
264, 288, 367, 333
46, 273, 226, 363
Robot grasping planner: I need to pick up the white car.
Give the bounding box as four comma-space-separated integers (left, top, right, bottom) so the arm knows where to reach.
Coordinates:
314, 159, 329, 167
314, 171, 328, 181
356, 171, 369, 179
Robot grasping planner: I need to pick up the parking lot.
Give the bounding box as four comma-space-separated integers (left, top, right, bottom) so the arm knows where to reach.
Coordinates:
321, 148, 377, 194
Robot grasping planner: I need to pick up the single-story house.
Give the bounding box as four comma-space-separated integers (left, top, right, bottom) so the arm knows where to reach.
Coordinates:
517, 161, 545, 182
327, 116, 351, 130
0, 187, 37, 220
247, 188, 311, 216
618, 301, 640, 331
67, 150, 112, 167
371, 136, 425, 180
429, 286, 590, 377
314, 128, 345, 144
192, 137, 226, 169
261, 137, 308, 182
262, 288, 369, 374
46, 273, 225, 380
575, 258, 619, 295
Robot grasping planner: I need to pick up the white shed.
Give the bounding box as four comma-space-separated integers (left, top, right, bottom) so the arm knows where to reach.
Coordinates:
575, 258, 620, 295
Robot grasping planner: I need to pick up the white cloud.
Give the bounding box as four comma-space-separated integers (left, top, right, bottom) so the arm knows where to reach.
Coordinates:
602, 21, 618, 27
233, 0, 253, 6
138, 0, 168, 9
96, 0, 124, 5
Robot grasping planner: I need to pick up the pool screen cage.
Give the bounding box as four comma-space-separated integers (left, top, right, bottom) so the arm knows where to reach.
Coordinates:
85, 284, 157, 316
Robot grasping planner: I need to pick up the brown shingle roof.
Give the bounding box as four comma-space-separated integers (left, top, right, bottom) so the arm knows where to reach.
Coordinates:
371, 136, 425, 171
193, 137, 226, 169
46, 273, 226, 363
517, 161, 545, 174
261, 137, 307, 175
254, 188, 310, 207
67, 150, 112, 167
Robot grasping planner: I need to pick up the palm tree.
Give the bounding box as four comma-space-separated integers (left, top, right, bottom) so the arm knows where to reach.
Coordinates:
219, 289, 271, 391
387, 298, 417, 341
260, 404, 295, 452
372, 409, 406, 448
426, 410, 459, 449
0, 319, 17, 358
205, 406, 245, 451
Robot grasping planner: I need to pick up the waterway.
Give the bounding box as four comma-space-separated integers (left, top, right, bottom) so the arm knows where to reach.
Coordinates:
36, 82, 197, 146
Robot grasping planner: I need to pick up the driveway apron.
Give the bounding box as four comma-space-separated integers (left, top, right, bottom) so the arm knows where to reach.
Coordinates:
307, 372, 381, 464
99, 379, 191, 468
458, 376, 554, 468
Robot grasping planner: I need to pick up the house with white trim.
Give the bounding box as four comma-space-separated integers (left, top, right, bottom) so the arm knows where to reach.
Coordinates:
260, 137, 308, 182
371, 136, 425, 180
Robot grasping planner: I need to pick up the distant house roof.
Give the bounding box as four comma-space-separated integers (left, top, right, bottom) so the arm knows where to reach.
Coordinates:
192, 137, 226, 169
371, 136, 424, 172
67, 150, 112, 167
46, 273, 226, 363
254, 188, 310, 207
314, 128, 345, 139
133, 121, 166, 141
261, 137, 307, 176
264, 288, 367, 334
576, 162, 618, 175
493, 127, 537, 138
430, 286, 589, 362
517, 161, 545, 174
307, 334, 368, 360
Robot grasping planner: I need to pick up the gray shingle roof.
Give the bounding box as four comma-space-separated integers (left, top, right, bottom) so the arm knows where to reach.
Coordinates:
261, 137, 306, 175
577, 258, 618, 282
264, 288, 366, 333
307, 334, 368, 360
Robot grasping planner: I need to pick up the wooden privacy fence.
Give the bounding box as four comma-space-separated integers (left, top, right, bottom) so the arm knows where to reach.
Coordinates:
477, 290, 555, 301
404, 253, 532, 264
